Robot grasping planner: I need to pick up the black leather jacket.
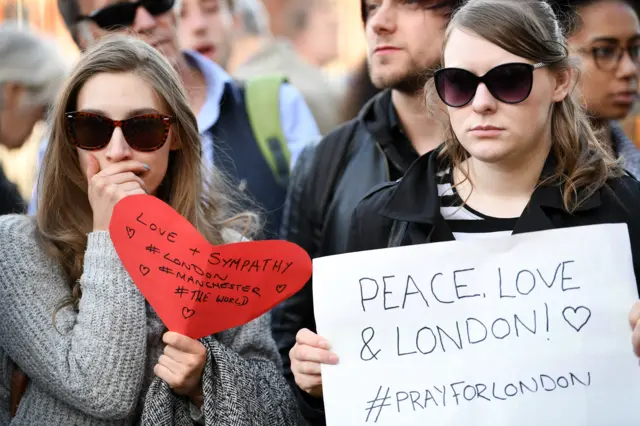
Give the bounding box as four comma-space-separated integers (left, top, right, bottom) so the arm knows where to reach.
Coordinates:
272, 89, 419, 425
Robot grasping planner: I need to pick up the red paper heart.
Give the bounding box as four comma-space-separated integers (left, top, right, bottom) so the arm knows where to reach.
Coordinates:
109, 194, 312, 339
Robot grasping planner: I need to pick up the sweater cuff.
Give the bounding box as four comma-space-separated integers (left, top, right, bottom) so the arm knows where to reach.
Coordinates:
82, 231, 127, 287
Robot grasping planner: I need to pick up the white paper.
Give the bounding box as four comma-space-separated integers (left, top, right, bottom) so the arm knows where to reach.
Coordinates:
313, 224, 640, 426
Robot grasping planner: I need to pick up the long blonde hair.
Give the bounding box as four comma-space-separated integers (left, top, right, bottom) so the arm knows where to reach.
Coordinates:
36, 35, 258, 311
426, 0, 623, 212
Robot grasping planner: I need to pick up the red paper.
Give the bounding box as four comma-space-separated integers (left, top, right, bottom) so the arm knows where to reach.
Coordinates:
109, 194, 312, 339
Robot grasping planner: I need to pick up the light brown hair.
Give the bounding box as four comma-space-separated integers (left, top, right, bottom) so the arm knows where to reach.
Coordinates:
426, 0, 623, 211
36, 35, 258, 312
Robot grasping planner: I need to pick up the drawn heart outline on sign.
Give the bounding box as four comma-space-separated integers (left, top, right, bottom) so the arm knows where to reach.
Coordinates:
109, 194, 312, 339
562, 306, 592, 332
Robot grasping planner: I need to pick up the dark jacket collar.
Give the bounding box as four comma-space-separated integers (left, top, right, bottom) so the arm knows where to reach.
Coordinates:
358, 89, 393, 143
380, 148, 602, 226
357, 89, 418, 177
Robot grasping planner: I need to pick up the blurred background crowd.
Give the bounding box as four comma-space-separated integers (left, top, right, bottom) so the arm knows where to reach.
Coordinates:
0, 0, 381, 212
1, 0, 639, 215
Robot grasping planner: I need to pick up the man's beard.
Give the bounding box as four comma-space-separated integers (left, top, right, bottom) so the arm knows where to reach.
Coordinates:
369, 58, 440, 95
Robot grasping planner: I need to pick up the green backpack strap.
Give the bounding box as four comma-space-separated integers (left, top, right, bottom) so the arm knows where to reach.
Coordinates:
244, 74, 290, 187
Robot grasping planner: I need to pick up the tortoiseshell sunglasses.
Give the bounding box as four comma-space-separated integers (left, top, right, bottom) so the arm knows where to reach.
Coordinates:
65, 111, 175, 152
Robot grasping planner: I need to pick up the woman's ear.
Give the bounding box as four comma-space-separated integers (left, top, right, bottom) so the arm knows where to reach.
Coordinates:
551, 68, 574, 103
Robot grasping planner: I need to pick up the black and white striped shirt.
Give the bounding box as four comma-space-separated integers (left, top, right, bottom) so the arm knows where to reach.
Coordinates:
437, 168, 517, 240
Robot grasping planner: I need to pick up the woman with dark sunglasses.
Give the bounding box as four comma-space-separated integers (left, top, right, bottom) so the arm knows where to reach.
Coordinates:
0, 36, 302, 425
347, 0, 640, 358
553, 0, 640, 177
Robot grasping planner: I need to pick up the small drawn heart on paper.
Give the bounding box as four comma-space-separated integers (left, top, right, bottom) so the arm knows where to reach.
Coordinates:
562, 306, 592, 332
276, 284, 287, 294
139, 264, 150, 276
182, 307, 196, 319
126, 226, 136, 239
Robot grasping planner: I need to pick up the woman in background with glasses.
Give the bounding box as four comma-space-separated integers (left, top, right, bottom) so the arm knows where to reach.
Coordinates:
0, 35, 302, 425
345, 0, 640, 359
554, 0, 640, 177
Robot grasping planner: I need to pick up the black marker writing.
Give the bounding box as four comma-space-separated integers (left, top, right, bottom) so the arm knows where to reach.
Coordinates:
499, 260, 578, 299
174, 286, 189, 297
145, 244, 160, 254
562, 306, 591, 332
158, 265, 174, 275
360, 327, 381, 361
364, 386, 391, 423
393, 305, 547, 357
207, 253, 294, 274
190, 289, 210, 303
135, 212, 178, 242
387, 370, 590, 414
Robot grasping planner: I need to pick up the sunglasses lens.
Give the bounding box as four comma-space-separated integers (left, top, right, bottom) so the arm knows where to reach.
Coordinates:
485, 64, 533, 104
91, 4, 137, 28
122, 115, 169, 152
91, 0, 175, 29
143, 0, 176, 16
67, 114, 113, 150
435, 69, 478, 107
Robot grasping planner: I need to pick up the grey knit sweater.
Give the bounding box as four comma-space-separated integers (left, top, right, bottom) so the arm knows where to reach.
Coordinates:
0, 215, 303, 425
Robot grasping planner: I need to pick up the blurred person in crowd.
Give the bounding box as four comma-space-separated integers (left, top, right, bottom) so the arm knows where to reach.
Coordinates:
284, 0, 338, 68
30, 0, 320, 239
554, 0, 640, 177
273, 1, 464, 424
2, 35, 302, 425
348, 0, 640, 377
225, 0, 271, 70
230, 0, 342, 134
339, 58, 382, 123
177, 0, 236, 69
260, 0, 286, 36
0, 24, 66, 215
3, 1, 30, 22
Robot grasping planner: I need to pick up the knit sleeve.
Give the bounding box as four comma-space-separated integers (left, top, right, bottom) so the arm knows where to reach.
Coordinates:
198, 312, 304, 425
0, 215, 148, 419
141, 312, 304, 426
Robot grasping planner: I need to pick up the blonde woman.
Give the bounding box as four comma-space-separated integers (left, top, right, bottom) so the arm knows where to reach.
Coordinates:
0, 35, 301, 425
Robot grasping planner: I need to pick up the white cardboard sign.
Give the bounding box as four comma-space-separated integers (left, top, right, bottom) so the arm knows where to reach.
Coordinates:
313, 224, 640, 426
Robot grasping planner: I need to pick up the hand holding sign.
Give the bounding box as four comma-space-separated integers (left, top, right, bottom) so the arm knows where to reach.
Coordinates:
631, 301, 640, 357
109, 194, 312, 339
290, 328, 339, 399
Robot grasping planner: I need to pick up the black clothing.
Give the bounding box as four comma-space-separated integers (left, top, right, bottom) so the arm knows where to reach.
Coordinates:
272, 89, 418, 424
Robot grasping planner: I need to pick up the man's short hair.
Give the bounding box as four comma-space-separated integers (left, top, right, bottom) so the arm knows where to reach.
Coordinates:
360, 0, 465, 23
548, 0, 637, 36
